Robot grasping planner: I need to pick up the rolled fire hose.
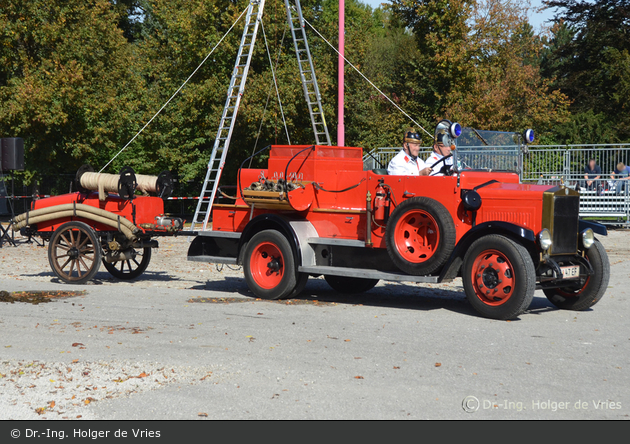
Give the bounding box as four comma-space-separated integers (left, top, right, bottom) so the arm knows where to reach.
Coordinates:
12, 203, 139, 240
80, 172, 162, 195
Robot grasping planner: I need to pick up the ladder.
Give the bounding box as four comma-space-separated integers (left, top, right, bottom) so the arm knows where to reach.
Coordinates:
191, 0, 266, 232
284, 0, 331, 146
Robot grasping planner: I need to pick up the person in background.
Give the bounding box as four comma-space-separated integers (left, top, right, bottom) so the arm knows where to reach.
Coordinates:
611, 161, 630, 195
579, 158, 602, 192
387, 128, 432, 176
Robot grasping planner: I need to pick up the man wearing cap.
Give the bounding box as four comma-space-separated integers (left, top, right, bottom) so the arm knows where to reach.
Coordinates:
387, 128, 433, 176
425, 120, 455, 176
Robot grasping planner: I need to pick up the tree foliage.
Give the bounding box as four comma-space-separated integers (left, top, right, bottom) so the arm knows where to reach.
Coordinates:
540, 0, 630, 143
0, 0, 620, 195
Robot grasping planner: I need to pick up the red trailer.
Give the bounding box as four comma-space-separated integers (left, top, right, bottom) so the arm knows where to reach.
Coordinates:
13, 166, 182, 284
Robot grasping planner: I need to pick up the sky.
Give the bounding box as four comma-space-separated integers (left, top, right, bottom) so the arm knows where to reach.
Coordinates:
359, 0, 558, 31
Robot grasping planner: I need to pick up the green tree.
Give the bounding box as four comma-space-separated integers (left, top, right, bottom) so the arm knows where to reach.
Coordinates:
0, 0, 144, 184
541, 0, 630, 142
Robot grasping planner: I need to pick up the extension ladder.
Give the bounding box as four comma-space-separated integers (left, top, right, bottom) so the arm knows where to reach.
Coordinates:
191, 0, 266, 232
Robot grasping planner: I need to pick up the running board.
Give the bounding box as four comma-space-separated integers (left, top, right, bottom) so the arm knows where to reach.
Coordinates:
298, 265, 439, 283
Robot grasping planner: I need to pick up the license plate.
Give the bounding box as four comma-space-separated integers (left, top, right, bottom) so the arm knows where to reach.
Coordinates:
560, 265, 580, 279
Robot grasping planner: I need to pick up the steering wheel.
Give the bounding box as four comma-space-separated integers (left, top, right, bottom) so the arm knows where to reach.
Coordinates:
429, 153, 454, 176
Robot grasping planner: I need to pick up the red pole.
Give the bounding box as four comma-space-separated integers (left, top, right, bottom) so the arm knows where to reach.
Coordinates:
338, 0, 345, 147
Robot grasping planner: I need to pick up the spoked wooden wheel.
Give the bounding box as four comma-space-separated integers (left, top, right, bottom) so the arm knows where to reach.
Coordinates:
48, 221, 102, 284
103, 247, 152, 280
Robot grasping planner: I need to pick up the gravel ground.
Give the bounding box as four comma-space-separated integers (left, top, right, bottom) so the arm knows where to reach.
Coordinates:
0, 229, 628, 420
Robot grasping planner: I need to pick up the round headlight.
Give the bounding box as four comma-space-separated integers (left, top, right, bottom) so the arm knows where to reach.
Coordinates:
450, 122, 462, 138
538, 229, 552, 251
581, 228, 595, 249
524, 129, 535, 144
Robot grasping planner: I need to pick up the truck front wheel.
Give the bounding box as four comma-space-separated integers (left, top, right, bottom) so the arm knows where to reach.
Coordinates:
243, 230, 298, 300
462, 234, 536, 320
543, 239, 609, 311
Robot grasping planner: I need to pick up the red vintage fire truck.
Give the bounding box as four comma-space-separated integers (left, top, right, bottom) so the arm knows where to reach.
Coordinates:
187, 126, 610, 320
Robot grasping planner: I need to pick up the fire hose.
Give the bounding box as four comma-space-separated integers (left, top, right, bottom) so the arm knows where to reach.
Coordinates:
11, 203, 140, 240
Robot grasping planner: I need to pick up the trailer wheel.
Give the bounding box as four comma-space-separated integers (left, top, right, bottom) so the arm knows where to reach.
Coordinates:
324, 275, 379, 294
543, 239, 609, 311
385, 197, 455, 275
103, 247, 152, 280
243, 230, 298, 300
462, 234, 535, 320
48, 221, 102, 284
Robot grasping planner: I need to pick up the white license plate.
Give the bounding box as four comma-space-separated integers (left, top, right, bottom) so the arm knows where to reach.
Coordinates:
560, 265, 580, 279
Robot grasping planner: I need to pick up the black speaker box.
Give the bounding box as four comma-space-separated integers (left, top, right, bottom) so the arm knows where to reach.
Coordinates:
1, 138, 25, 171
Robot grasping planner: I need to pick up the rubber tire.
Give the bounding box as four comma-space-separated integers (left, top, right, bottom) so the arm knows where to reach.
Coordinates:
103, 247, 152, 280
543, 239, 610, 311
48, 221, 102, 285
243, 230, 298, 300
287, 272, 309, 298
385, 197, 456, 276
462, 234, 536, 320
324, 275, 379, 294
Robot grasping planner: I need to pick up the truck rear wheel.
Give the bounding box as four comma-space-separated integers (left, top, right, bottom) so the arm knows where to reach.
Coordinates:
243, 230, 298, 300
543, 239, 609, 311
462, 234, 535, 320
48, 221, 102, 284
324, 275, 379, 294
385, 197, 455, 275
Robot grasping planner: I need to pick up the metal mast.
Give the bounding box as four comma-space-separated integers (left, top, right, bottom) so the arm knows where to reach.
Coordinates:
284, 0, 331, 146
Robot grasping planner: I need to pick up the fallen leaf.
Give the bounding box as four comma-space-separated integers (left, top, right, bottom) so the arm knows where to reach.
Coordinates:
198, 412, 208, 417
354, 376, 364, 379
137, 372, 148, 378
35, 407, 46, 415
435, 363, 442, 367
344, 339, 351, 342
393, 366, 400, 369
49, 401, 55, 408
72, 359, 79, 363
71, 343, 83, 347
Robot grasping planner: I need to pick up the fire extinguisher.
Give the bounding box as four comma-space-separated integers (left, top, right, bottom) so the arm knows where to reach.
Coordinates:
373, 179, 391, 222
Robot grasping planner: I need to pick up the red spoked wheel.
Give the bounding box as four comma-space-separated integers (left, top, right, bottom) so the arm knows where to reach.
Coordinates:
462, 235, 535, 320
385, 197, 455, 275
543, 239, 609, 311
243, 230, 298, 300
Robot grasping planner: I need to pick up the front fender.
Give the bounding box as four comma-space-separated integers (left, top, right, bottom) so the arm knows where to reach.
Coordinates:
439, 221, 537, 281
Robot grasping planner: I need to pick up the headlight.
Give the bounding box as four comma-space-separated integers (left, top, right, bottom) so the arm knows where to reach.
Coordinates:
450, 122, 462, 138
581, 228, 595, 249
538, 229, 552, 251
524, 129, 535, 144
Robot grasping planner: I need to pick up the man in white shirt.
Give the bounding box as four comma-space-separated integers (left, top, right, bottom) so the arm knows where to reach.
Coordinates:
387, 128, 432, 176
425, 120, 455, 176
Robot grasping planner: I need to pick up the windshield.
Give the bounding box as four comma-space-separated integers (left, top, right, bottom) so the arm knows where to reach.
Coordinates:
454, 128, 523, 173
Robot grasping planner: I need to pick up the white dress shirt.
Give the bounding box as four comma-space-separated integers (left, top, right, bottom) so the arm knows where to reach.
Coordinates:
387, 149, 427, 176
425, 151, 453, 176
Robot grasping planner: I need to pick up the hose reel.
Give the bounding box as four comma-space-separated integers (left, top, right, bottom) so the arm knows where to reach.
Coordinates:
75, 165, 174, 200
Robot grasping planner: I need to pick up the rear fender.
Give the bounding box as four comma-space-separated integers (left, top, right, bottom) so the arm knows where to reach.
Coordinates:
439, 221, 537, 281
238, 215, 317, 266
